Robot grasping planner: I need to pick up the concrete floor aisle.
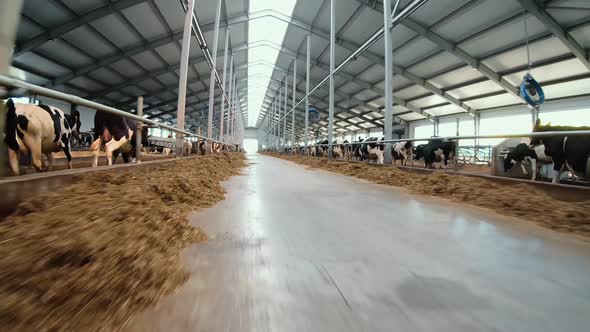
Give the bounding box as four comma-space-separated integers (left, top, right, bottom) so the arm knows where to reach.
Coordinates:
134, 153, 590, 332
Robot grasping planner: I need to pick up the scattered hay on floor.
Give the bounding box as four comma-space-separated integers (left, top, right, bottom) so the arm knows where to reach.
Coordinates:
264, 153, 590, 237
0, 152, 246, 331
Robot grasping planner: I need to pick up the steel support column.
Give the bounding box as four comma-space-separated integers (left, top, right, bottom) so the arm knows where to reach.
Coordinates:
0, 0, 23, 176
220, 28, 230, 141
136, 96, 144, 162
226, 56, 233, 140
383, 0, 398, 164
328, 0, 336, 158
284, 75, 288, 147
207, 0, 223, 141
292, 59, 296, 147
304, 34, 311, 149
175, 0, 195, 157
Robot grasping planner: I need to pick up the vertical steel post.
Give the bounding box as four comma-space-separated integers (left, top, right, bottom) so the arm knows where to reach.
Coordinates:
175, 0, 195, 157
291, 59, 296, 148
456, 118, 460, 136
284, 75, 288, 147
136, 96, 144, 162
383, 0, 396, 164
207, 0, 222, 141
226, 56, 233, 140
304, 34, 311, 150
220, 28, 229, 142
279, 85, 283, 149
0, 0, 23, 177
328, 0, 336, 158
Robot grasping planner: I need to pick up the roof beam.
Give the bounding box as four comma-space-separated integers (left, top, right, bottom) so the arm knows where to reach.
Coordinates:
517, 0, 590, 71
352, 0, 521, 101
15, 0, 145, 57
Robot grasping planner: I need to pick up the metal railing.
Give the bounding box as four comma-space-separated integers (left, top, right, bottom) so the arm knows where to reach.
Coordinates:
0, 75, 229, 145
263, 130, 590, 149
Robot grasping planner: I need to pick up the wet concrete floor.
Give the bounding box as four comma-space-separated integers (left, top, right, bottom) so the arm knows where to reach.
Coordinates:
134, 153, 590, 332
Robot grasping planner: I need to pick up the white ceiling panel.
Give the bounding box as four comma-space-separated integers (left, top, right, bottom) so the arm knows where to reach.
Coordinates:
569, 24, 590, 49
155, 42, 181, 65
542, 78, 590, 99
464, 93, 521, 110
110, 59, 144, 78
16, 19, 44, 41
62, 26, 116, 58
132, 50, 164, 71
407, 52, 463, 78
37, 40, 92, 68
409, 0, 472, 27
433, 0, 521, 42
91, 14, 138, 49
122, 2, 168, 40
88, 67, 125, 86
482, 37, 570, 73
394, 85, 430, 99
410, 94, 448, 108
60, 0, 104, 15
69, 76, 104, 92
393, 37, 439, 68
447, 80, 504, 100
22, 0, 73, 29
12, 52, 69, 77
502, 58, 589, 86
427, 104, 466, 117
429, 65, 485, 89
460, 14, 548, 59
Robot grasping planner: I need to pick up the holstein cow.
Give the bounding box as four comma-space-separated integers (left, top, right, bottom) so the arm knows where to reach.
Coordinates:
501, 143, 551, 181
392, 141, 414, 166
317, 139, 329, 157
362, 137, 385, 164
332, 140, 349, 159
3, 99, 81, 175
90, 110, 146, 167
352, 137, 365, 161
414, 139, 456, 169
530, 120, 590, 183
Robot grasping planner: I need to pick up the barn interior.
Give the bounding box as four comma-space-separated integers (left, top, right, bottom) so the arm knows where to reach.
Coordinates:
1, 0, 590, 331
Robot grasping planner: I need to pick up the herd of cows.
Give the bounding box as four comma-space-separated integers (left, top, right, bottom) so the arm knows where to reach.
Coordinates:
270, 119, 590, 184
278, 137, 458, 170
1, 99, 235, 176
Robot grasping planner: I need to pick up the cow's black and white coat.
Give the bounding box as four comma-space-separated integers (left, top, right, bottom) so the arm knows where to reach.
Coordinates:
392, 141, 414, 166
90, 110, 145, 167
3, 99, 80, 175
530, 121, 590, 183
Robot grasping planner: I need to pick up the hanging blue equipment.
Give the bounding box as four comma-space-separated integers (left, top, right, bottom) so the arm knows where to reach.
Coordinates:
309, 106, 320, 123
520, 73, 545, 108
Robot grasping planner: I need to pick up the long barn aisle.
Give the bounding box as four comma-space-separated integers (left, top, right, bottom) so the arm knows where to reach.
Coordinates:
134, 153, 590, 332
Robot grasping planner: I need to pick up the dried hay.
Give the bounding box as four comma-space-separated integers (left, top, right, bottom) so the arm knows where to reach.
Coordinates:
0, 152, 246, 331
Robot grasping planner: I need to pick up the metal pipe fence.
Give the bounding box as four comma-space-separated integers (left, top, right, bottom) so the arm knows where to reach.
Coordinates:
0, 75, 229, 146
262, 130, 590, 149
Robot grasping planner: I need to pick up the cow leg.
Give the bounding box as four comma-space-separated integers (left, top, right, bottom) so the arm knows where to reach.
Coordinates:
553, 162, 564, 184
530, 158, 537, 181
20, 134, 45, 172
520, 162, 528, 175
45, 153, 55, 171
90, 137, 102, 167
105, 138, 128, 166
7, 148, 20, 176
62, 146, 73, 169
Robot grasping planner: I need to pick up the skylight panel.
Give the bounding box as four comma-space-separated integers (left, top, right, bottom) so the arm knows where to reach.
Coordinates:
247, 0, 297, 127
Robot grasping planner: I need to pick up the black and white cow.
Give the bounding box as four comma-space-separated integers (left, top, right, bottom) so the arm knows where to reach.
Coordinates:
414, 139, 456, 169
352, 137, 365, 161
317, 139, 329, 157
3, 99, 81, 175
392, 141, 414, 166
90, 110, 146, 167
362, 137, 385, 164
332, 140, 349, 159
501, 143, 541, 180
530, 120, 590, 183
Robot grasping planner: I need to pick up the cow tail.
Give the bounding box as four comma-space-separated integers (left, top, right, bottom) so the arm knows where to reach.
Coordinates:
3, 99, 19, 151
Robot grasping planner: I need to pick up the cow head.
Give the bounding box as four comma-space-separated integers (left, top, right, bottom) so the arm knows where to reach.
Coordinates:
502, 152, 518, 172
